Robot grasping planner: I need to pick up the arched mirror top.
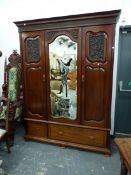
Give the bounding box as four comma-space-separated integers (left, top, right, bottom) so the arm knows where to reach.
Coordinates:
49, 35, 77, 59
46, 28, 79, 44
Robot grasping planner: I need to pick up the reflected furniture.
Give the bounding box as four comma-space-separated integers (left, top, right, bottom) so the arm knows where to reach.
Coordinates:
0, 98, 11, 153
15, 10, 120, 154
0, 50, 23, 145
115, 138, 131, 175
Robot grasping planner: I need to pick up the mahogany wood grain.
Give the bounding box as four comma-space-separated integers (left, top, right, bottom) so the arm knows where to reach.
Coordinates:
21, 31, 47, 120
48, 123, 108, 147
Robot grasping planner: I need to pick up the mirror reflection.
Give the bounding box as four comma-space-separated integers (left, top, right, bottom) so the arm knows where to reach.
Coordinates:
49, 35, 77, 120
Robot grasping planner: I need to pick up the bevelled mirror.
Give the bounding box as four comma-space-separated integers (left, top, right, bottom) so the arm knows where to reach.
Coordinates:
49, 35, 77, 120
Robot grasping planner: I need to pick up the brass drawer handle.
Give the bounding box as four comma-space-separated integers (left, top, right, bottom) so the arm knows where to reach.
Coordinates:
43, 74, 45, 82
82, 74, 84, 82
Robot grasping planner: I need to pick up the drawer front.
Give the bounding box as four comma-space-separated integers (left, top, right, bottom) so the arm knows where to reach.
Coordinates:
48, 124, 108, 147
26, 121, 47, 138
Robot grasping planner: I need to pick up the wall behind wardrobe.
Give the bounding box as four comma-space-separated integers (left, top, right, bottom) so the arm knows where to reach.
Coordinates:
1, 0, 130, 134
0, 0, 122, 92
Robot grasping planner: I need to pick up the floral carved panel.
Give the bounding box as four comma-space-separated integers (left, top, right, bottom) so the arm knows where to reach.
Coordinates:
26, 36, 40, 63
87, 32, 107, 62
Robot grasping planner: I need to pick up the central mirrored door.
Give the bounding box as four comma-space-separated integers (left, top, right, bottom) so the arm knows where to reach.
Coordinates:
49, 35, 77, 120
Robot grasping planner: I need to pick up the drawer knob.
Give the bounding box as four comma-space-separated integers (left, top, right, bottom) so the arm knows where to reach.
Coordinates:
58, 131, 63, 135
88, 135, 94, 140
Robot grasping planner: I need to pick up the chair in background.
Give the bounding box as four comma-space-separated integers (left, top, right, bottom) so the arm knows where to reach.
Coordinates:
50, 80, 62, 115
0, 50, 23, 146
0, 97, 11, 153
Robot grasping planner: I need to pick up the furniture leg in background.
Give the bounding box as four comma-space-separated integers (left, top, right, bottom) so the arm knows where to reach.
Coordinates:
114, 138, 131, 175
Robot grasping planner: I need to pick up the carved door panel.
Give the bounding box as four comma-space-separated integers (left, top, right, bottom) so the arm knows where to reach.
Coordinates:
81, 25, 114, 128
45, 28, 81, 124
21, 31, 47, 120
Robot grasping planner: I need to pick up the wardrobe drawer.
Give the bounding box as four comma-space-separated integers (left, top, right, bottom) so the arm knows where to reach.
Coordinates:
26, 121, 47, 138
48, 124, 108, 147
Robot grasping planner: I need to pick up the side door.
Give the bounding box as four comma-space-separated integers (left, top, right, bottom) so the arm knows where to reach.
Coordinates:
21, 31, 47, 120
81, 25, 115, 128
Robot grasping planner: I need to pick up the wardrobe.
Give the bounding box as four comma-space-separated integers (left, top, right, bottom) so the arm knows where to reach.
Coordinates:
15, 10, 120, 154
